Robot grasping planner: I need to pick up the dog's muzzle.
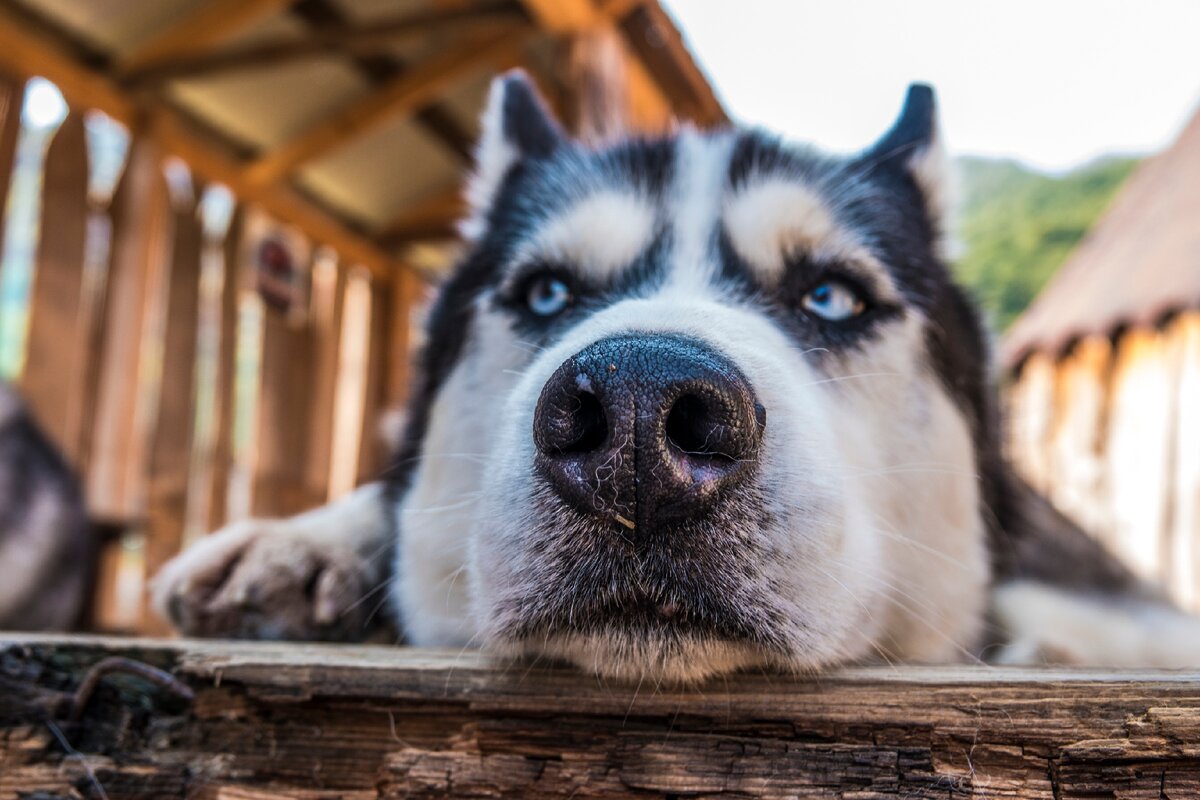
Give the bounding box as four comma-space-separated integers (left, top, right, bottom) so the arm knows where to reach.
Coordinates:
532, 334, 766, 533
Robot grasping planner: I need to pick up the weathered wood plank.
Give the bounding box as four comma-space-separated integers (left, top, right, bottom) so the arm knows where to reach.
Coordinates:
21, 111, 90, 461
200, 204, 245, 533
142, 183, 206, 632
0, 74, 24, 283
2, 635, 1200, 799
86, 138, 173, 520
304, 249, 347, 506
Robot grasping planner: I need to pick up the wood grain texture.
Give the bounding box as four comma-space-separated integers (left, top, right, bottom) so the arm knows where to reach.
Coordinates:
21, 111, 90, 461
2, 635, 1199, 799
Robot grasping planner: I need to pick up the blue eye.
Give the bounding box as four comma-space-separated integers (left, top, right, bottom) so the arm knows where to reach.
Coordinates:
802, 279, 865, 322
526, 274, 573, 317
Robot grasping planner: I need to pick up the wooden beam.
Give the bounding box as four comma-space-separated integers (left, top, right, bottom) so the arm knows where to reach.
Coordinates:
0, 4, 400, 280
125, 5, 523, 85
519, 0, 674, 134
7, 635, 1200, 797
519, 0, 725, 129
518, 0, 604, 30
0, 8, 134, 121
150, 110, 397, 278
287, 0, 479, 164
616, 2, 725, 126
379, 185, 465, 245
115, 0, 293, 77
245, 24, 533, 187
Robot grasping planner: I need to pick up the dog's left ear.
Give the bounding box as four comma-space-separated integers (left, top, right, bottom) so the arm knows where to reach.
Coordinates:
860, 83, 949, 225
462, 69, 566, 240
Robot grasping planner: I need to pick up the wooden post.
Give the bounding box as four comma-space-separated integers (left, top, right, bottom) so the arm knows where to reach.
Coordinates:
1044, 336, 1113, 541
5, 635, 1200, 798
328, 268, 371, 499
142, 181, 205, 631
20, 111, 89, 461
248, 223, 319, 518
0, 74, 23, 261
304, 248, 346, 505
385, 269, 425, 415
85, 137, 173, 521
1166, 313, 1200, 610
565, 28, 629, 141
1004, 351, 1057, 495
1104, 328, 1176, 583
357, 273, 393, 484
200, 205, 244, 532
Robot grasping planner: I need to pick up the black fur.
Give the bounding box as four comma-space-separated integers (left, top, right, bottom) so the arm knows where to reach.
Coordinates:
0, 392, 93, 631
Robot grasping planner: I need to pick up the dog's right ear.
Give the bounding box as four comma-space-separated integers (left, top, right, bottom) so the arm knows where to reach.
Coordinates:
461, 69, 566, 240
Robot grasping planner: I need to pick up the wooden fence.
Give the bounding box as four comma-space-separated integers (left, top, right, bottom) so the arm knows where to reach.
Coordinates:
0, 73, 426, 634
1007, 312, 1200, 610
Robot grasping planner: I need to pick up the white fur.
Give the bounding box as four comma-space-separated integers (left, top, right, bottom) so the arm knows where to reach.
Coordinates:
666, 128, 735, 291
902, 122, 957, 260
460, 78, 519, 242
393, 302, 529, 646
512, 190, 657, 282
993, 580, 1200, 667
722, 179, 841, 281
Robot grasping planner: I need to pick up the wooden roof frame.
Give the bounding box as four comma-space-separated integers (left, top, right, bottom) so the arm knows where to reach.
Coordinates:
0, 0, 725, 276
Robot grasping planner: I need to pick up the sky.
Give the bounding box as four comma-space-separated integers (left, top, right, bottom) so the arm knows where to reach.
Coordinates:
662, 0, 1200, 173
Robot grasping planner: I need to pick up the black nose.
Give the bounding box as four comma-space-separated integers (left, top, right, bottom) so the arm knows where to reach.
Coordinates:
533, 334, 766, 533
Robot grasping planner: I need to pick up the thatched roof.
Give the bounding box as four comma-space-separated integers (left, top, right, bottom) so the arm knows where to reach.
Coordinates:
1003, 104, 1200, 369
0, 0, 724, 278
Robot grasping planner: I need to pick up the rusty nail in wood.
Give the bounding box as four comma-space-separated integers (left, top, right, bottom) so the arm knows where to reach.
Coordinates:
69, 656, 195, 722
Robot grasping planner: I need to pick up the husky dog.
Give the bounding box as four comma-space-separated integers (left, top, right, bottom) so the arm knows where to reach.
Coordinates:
0, 383, 92, 631
154, 73, 1200, 681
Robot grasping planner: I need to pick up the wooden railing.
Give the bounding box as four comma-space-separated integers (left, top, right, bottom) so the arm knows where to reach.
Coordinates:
3, 634, 1200, 798
0, 73, 425, 634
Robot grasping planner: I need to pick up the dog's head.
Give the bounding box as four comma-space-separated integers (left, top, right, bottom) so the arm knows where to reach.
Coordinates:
392, 72, 997, 682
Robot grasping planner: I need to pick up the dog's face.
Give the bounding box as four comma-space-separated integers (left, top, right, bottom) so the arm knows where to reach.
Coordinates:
392, 73, 995, 682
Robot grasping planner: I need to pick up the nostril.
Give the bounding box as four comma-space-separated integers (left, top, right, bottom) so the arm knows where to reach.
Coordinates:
665, 393, 733, 461
538, 389, 608, 455
561, 391, 607, 453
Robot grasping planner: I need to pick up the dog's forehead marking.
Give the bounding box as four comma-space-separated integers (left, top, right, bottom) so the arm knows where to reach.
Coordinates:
721, 175, 902, 301
723, 178, 839, 281
666, 128, 737, 291
517, 189, 656, 281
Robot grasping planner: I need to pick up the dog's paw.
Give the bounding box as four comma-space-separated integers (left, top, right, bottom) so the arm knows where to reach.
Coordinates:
150, 519, 382, 641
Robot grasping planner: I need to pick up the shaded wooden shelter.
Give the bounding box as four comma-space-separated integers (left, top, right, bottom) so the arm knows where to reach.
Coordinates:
1003, 104, 1200, 609
0, 0, 724, 632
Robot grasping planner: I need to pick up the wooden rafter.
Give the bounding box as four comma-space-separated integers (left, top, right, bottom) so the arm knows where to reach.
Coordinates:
245, 24, 534, 187
115, 0, 293, 77
519, 0, 725, 130
380, 185, 466, 245
0, 4, 398, 279
124, 4, 523, 85
617, 1, 724, 126
288, 0, 476, 163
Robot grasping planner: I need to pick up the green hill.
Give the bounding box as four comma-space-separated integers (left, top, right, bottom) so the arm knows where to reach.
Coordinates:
952, 155, 1139, 331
